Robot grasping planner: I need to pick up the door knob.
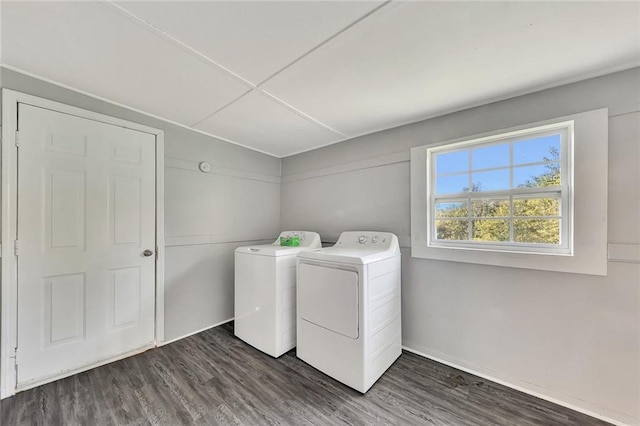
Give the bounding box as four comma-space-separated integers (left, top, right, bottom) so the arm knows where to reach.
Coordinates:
143, 249, 154, 257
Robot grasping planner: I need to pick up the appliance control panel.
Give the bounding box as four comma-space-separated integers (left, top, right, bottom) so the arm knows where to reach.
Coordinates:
335, 231, 398, 251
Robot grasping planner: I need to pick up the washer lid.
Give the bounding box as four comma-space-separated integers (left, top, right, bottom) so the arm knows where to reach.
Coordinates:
236, 244, 315, 257
236, 231, 321, 257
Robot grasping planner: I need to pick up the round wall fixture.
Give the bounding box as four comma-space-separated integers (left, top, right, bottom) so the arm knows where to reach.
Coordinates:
198, 161, 212, 173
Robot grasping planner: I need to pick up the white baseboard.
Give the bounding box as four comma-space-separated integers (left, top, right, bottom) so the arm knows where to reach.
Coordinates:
402, 345, 637, 426
159, 318, 234, 346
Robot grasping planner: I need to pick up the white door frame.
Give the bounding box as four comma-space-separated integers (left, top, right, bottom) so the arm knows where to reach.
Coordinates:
0, 89, 165, 398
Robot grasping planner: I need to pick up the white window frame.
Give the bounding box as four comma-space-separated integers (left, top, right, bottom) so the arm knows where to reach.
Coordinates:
426, 122, 573, 255
410, 109, 608, 276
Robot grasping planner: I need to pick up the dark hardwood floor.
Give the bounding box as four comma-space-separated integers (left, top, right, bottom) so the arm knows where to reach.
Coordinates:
1, 322, 609, 425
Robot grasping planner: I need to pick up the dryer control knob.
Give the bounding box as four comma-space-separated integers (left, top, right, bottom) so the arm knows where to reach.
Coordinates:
358, 235, 368, 244
371, 236, 379, 243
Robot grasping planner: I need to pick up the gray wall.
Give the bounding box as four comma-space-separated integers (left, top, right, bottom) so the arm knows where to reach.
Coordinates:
281, 68, 640, 425
0, 67, 281, 343
2, 63, 638, 424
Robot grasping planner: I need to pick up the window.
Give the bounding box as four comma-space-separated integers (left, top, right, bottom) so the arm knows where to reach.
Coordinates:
410, 109, 608, 275
428, 122, 572, 254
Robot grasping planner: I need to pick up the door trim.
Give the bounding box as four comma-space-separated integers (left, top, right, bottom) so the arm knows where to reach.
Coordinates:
1, 89, 165, 398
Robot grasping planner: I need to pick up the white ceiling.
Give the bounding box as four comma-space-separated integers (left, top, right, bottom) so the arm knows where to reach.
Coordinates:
2, 1, 639, 158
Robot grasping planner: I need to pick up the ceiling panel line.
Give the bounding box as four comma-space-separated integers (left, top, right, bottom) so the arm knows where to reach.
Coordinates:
108, 0, 347, 138
189, 89, 254, 128
254, 0, 393, 88
0, 64, 285, 158
257, 90, 347, 137
107, 1, 257, 89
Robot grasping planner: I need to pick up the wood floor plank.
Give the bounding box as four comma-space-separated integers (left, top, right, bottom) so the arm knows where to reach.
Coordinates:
1, 322, 610, 425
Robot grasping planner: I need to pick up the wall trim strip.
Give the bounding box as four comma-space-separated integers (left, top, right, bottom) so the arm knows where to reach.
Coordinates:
165, 157, 280, 183
608, 243, 640, 264
282, 150, 409, 183
609, 103, 640, 117
165, 237, 275, 248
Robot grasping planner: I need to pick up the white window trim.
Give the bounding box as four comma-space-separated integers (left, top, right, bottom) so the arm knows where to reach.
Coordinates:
410, 109, 608, 276
426, 122, 573, 255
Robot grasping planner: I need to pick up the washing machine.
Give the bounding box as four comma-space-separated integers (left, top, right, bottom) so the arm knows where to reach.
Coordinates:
296, 231, 401, 393
235, 231, 321, 358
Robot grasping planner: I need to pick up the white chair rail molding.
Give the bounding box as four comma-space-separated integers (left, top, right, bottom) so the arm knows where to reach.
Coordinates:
410, 108, 608, 275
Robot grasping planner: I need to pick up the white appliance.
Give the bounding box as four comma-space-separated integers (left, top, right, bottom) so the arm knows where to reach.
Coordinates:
296, 231, 401, 393
235, 231, 321, 357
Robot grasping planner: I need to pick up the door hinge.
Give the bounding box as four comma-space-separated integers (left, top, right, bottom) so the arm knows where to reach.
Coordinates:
13, 347, 18, 385
14, 240, 19, 257
15, 130, 20, 147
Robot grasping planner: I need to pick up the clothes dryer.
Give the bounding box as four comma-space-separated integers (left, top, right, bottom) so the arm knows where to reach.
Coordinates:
296, 231, 401, 392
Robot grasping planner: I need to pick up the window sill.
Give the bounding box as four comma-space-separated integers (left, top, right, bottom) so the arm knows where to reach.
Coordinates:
412, 242, 605, 275
428, 242, 572, 256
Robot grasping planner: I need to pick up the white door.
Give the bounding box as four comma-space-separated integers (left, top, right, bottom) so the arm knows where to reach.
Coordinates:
16, 103, 156, 388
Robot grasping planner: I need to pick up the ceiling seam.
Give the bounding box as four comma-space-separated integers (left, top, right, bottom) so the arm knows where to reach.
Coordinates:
0, 64, 286, 158
106, 1, 258, 90
246, 0, 396, 138
255, 0, 394, 88
256, 90, 347, 137
105, 0, 347, 138
189, 89, 254, 128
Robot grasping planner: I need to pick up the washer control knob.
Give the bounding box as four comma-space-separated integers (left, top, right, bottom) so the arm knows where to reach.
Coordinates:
371, 236, 379, 243
358, 235, 368, 244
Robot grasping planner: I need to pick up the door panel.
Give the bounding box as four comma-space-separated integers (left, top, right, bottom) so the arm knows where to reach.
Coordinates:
47, 170, 86, 250
110, 267, 141, 329
16, 103, 156, 387
110, 176, 142, 245
45, 133, 87, 157
44, 273, 85, 345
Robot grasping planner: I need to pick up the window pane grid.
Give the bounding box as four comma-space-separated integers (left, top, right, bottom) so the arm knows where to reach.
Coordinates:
422, 120, 576, 258
435, 159, 559, 178
430, 126, 566, 248
509, 141, 514, 192
434, 134, 562, 196
434, 213, 563, 241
